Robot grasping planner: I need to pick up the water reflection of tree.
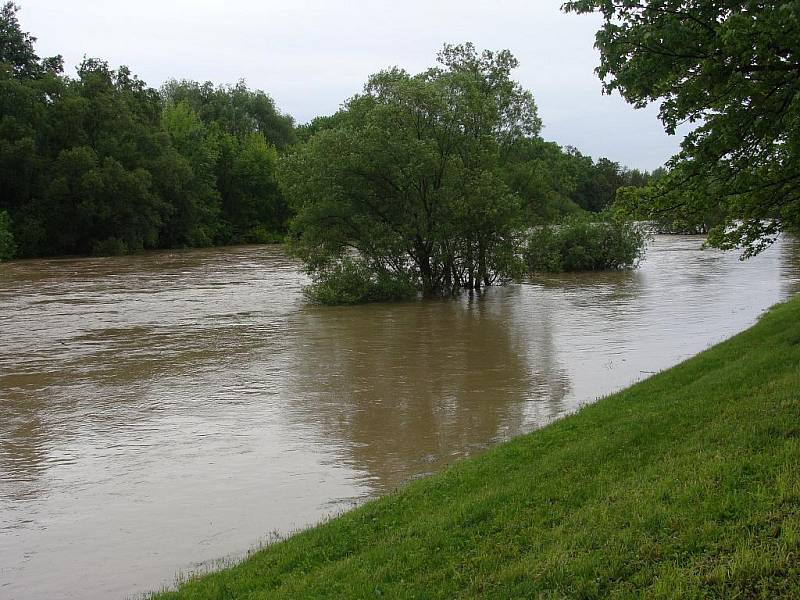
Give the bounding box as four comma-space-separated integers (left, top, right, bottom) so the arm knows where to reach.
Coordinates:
527, 267, 643, 306
286, 289, 571, 494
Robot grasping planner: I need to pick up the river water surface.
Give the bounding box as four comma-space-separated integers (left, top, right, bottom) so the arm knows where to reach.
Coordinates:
1, 235, 799, 599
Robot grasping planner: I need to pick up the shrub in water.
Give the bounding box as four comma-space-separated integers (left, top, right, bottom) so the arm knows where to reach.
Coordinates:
525, 217, 646, 273
305, 258, 418, 305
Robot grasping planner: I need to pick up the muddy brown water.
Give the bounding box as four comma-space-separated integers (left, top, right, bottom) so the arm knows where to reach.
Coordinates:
1, 235, 799, 599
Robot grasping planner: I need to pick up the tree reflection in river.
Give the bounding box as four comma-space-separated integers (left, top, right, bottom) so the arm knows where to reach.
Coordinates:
286, 291, 570, 492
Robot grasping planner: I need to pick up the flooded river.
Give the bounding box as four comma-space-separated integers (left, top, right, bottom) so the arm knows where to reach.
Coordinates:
1, 235, 799, 599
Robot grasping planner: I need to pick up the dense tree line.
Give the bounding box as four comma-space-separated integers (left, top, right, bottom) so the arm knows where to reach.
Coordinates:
0, 3, 653, 266
503, 139, 658, 221
0, 2, 292, 258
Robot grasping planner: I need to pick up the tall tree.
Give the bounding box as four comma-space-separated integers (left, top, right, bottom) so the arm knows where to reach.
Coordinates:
161, 79, 296, 149
223, 132, 283, 242
281, 43, 540, 296
0, 2, 62, 229
0, 1, 60, 77
564, 0, 800, 255
157, 101, 221, 247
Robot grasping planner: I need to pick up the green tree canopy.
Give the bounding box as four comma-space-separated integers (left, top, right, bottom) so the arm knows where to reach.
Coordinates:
0, 2, 294, 257
564, 0, 800, 255
281, 43, 541, 296
0, 1, 61, 78
0, 208, 15, 260
157, 101, 222, 247
0, 2, 654, 263
160, 79, 296, 149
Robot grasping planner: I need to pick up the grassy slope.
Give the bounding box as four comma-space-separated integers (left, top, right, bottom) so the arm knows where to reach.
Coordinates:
153, 298, 800, 599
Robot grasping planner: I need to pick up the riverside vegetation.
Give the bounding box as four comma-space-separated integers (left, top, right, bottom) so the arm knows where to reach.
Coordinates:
4, 0, 800, 596
524, 216, 647, 274
281, 44, 650, 301
3, 2, 798, 285
1, 2, 653, 294
151, 295, 800, 599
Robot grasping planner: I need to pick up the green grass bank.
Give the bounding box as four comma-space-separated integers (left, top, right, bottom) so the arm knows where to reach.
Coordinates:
153, 298, 800, 599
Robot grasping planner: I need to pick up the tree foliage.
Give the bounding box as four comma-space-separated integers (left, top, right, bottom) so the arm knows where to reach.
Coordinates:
160, 79, 296, 149
503, 139, 655, 222
281, 43, 541, 296
0, 3, 655, 269
564, 0, 800, 256
282, 43, 656, 301
0, 208, 14, 260
0, 2, 293, 257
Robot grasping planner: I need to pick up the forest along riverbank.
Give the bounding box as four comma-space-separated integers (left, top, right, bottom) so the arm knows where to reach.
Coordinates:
152, 294, 800, 599
0, 235, 798, 600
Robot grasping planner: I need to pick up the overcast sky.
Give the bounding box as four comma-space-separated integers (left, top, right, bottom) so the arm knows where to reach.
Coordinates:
18, 0, 681, 170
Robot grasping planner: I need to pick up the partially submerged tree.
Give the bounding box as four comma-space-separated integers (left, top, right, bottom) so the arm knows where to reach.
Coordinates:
280, 43, 541, 297
564, 0, 800, 256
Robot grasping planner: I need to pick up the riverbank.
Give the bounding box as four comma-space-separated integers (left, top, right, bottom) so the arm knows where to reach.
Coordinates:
152, 296, 800, 598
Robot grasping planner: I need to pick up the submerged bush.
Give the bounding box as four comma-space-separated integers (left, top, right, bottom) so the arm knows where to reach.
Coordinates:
305, 258, 418, 305
525, 216, 646, 273
0, 210, 17, 261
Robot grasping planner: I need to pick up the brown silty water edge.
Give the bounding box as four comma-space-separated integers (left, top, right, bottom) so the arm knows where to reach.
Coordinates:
1, 235, 799, 599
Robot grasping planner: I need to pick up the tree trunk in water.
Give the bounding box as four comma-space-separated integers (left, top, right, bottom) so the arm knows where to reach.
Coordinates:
452, 265, 461, 293
419, 253, 435, 297
467, 241, 474, 290
477, 239, 487, 291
